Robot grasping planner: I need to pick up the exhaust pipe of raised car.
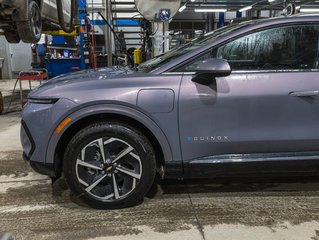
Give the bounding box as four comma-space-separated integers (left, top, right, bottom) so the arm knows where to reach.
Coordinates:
56, 0, 76, 33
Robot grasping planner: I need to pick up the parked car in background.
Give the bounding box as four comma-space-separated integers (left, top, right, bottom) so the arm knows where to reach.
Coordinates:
21, 14, 319, 209
0, 0, 72, 43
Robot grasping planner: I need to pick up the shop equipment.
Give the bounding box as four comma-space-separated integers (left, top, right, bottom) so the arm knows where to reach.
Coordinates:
17, 69, 49, 106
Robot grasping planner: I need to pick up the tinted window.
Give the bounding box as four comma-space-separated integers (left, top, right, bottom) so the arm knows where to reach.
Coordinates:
138, 22, 251, 72
214, 24, 319, 71
175, 24, 319, 72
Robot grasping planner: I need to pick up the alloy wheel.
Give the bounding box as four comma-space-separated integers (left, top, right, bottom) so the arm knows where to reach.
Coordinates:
75, 137, 142, 201
30, 4, 41, 39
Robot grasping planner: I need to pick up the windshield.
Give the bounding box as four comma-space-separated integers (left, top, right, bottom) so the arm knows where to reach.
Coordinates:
138, 22, 252, 73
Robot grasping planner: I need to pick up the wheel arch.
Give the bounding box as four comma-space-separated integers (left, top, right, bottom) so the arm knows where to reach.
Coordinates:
48, 105, 172, 178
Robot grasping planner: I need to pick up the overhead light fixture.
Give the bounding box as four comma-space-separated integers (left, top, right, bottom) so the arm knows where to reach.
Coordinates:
179, 5, 187, 12
239, 5, 252, 12
116, 4, 136, 9
191, 0, 196, 2
268, 0, 275, 2
194, 8, 227, 12
300, 8, 319, 12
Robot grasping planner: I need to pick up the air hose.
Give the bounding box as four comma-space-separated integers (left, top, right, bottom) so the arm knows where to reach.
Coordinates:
57, 0, 76, 33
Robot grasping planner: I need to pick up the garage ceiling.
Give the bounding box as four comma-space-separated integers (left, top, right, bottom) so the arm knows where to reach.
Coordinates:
108, 0, 319, 15
181, 0, 319, 11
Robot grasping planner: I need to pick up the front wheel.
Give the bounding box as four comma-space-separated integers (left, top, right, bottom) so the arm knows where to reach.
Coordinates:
63, 122, 156, 209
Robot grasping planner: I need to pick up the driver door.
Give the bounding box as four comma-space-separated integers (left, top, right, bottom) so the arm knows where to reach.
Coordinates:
178, 23, 319, 177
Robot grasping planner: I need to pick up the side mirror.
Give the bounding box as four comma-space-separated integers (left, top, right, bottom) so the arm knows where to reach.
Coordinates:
192, 58, 232, 86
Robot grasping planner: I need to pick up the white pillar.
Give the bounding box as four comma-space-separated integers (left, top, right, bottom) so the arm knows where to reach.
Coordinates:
0, 37, 13, 79
152, 22, 170, 57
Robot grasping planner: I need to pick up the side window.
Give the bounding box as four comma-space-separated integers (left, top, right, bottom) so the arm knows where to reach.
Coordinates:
174, 51, 212, 72
213, 24, 319, 71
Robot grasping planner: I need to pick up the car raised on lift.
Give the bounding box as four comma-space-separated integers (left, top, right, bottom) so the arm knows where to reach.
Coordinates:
0, 0, 72, 43
21, 14, 319, 209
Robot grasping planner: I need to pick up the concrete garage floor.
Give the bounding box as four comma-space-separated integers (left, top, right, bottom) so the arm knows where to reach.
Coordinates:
0, 80, 319, 240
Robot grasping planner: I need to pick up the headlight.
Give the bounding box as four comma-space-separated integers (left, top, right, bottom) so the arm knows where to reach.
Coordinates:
28, 98, 59, 104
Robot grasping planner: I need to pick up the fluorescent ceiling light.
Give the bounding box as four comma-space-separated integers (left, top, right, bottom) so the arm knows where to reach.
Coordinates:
114, 4, 135, 9
268, 0, 275, 2
179, 5, 186, 12
239, 5, 252, 12
195, 8, 227, 12
300, 8, 319, 12
191, 0, 196, 2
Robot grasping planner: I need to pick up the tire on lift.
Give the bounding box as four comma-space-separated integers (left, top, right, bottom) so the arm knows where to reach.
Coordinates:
16, 0, 42, 43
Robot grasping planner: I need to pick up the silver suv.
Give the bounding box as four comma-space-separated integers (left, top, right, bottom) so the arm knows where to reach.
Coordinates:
0, 0, 72, 43
21, 15, 319, 209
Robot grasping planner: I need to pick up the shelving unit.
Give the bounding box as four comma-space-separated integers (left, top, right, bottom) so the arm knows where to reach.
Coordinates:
44, 35, 83, 78
40, 0, 92, 78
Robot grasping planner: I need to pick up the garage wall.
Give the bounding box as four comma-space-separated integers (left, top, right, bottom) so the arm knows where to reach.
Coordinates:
0, 36, 32, 80
0, 37, 13, 79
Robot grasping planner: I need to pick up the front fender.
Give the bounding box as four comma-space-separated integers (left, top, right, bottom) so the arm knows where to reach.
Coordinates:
45, 103, 174, 167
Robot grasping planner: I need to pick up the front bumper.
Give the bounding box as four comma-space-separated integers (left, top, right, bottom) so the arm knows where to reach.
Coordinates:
20, 120, 35, 161
21, 119, 57, 177
21, 98, 77, 178
23, 151, 57, 178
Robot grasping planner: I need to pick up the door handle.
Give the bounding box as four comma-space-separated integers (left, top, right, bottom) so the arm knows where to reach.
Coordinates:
289, 90, 319, 97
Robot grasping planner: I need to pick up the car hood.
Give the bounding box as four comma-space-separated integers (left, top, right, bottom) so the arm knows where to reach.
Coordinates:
29, 66, 151, 99
42, 66, 133, 86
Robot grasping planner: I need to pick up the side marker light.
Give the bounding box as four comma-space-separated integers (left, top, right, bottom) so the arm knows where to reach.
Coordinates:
54, 117, 72, 134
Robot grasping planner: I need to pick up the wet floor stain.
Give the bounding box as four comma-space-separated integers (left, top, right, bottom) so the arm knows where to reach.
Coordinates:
0, 151, 319, 240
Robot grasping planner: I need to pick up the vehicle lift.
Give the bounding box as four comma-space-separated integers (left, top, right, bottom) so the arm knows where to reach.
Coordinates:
5, 0, 92, 111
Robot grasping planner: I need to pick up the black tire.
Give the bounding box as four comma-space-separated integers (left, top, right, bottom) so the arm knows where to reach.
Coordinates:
63, 122, 156, 209
4, 30, 20, 43
16, 1, 42, 43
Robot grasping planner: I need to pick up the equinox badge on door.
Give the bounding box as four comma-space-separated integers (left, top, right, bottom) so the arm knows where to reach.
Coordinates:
187, 136, 229, 142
